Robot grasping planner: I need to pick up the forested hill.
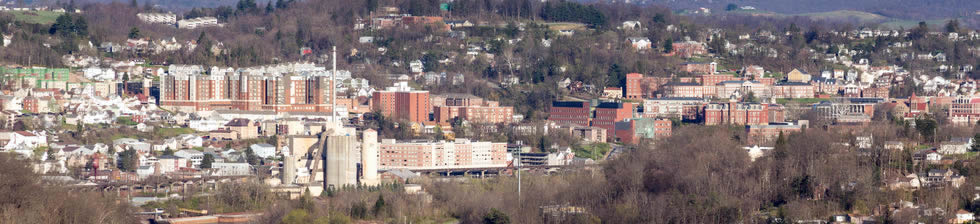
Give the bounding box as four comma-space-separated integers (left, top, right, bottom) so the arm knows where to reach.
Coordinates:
583, 0, 979, 21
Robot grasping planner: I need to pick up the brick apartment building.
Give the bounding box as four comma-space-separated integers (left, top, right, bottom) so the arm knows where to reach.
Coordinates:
378, 138, 508, 170
671, 41, 707, 58
159, 71, 337, 113
680, 62, 717, 75
642, 97, 706, 120
704, 100, 771, 126
593, 102, 635, 137
746, 121, 808, 142
666, 82, 717, 98
771, 82, 815, 98
372, 82, 431, 123
22, 95, 38, 113
700, 74, 737, 86
625, 73, 644, 99
548, 101, 591, 127
948, 97, 980, 125
432, 94, 514, 124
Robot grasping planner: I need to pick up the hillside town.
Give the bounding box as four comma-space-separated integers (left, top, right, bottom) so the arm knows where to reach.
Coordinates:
0, 0, 979, 223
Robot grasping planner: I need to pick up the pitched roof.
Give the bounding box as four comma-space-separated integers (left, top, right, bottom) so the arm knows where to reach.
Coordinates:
225, 118, 250, 127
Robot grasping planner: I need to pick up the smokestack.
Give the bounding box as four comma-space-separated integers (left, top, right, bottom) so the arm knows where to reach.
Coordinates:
331, 46, 337, 123
360, 129, 379, 186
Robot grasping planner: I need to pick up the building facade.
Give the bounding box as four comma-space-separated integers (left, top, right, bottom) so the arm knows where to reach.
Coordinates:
372, 82, 431, 123
548, 101, 591, 127
159, 70, 337, 113
378, 138, 507, 170
704, 101, 770, 126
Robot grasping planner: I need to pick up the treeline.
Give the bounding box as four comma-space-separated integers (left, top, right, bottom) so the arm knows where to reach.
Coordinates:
0, 153, 136, 223
540, 2, 607, 28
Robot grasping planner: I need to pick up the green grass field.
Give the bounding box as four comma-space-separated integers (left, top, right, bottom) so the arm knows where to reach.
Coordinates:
2, 10, 63, 24
880, 19, 949, 29
573, 143, 610, 160
727, 9, 958, 30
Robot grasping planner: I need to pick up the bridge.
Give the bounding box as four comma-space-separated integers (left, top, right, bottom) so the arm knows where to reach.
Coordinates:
409, 164, 595, 177
61, 175, 254, 197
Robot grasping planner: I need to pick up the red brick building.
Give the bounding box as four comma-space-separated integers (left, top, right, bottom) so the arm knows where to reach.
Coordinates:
22, 95, 38, 113
548, 101, 592, 127
671, 41, 707, 58
704, 100, 770, 126
699, 74, 736, 86
372, 86, 431, 123
625, 73, 644, 99
593, 102, 635, 137
432, 94, 513, 124
667, 82, 716, 98
746, 121, 808, 142
680, 62, 717, 75
948, 97, 980, 125
771, 82, 815, 98
159, 71, 336, 113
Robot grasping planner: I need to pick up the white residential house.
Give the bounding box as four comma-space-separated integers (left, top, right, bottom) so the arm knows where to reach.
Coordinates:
137, 12, 177, 25
856, 135, 873, 149
939, 137, 974, 155
409, 60, 424, 73
211, 162, 251, 176
175, 149, 205, 167
627, 37, 652, 50
177, 17, 219, 29
883, 141, 905, 150
250, 144, 276, 158
743, 145, 774, 162
136, 165, 156, 178
956, 210, 975, 224
3, 34, 12, 47
156, 155, 188, 174
189, 117, 228, 131
177, 134, 203, 148
621, 21, 641, 30
1, 131, 48, 150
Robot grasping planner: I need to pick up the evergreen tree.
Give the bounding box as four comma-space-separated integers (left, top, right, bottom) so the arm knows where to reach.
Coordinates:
726, 3, 738, 11
201, 154, 214, 168
663, 39, 674, 53
245, 148, 259, 165
372, 194, 386, 216
365, 0, 377, 12
128, 27, 141, 39
946, 19, 960, 33
972, 133, 980, 152
483, 208, 511, 224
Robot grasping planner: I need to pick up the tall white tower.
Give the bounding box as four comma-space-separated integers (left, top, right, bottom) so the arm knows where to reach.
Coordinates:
361, 129, 379, 186
325, 134, 357, 190
331, 46, 337, 123
281, 146, 295, 186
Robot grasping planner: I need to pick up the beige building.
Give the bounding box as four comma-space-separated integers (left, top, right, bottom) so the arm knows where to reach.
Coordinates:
379, 138, 508, 170
786, 69, 812, 83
